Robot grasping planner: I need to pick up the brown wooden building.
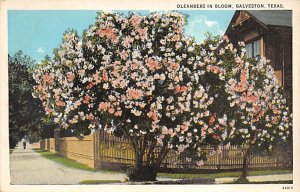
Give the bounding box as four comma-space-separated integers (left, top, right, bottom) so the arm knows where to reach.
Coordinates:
225, 10, 292, 98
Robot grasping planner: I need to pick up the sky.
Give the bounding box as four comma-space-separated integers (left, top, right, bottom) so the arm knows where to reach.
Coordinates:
8, 10, 234, 62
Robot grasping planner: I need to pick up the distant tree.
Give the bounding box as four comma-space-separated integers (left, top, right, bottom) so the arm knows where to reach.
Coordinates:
9, 51, 46, 148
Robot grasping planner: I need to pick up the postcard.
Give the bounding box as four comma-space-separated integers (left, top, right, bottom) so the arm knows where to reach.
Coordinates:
0, 0, 299, 192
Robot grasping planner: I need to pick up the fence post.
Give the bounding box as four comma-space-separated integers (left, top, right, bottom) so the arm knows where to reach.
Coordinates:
40, 139, 45, 150
217, 150, 221, 170
93, 129, 100, 169
54, 128, 61, 154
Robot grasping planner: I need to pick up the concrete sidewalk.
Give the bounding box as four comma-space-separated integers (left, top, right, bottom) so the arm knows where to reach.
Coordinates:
215, 174, 293, 184
10, 143, 126, 184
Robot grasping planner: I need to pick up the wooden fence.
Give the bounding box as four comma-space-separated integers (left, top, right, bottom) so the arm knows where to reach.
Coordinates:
41, 129, 292, 172
40, 132, 96, 168
95, 130, 292, 171
40, 138, 55, 153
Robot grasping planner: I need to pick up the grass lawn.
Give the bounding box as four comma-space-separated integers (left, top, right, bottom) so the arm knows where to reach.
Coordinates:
223, 180, 293, 184
79, 180, 122, 184
32, 148, 95, 171
157, 169, 293, 179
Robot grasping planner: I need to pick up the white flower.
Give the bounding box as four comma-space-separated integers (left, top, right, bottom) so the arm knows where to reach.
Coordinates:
188, 46, 194, 52
103, 83, 109, 89
178, 144, 185, 153
196, 160, 204, 166
159, 74, 166, 81
132, 50, 141, 59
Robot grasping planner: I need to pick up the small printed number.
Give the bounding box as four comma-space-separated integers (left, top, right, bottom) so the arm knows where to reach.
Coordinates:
282, 186, 293, 190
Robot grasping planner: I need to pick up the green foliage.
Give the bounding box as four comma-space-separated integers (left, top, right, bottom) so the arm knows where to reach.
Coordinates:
8, 51, 47, 148
234, 177, 250, 184
79, 180, 121, 184
126, 165, 157, 181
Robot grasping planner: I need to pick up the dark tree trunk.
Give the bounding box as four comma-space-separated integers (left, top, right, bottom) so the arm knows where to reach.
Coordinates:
127, 136, 158, 181
239, 145, 252, 182
129, 149, 157, 181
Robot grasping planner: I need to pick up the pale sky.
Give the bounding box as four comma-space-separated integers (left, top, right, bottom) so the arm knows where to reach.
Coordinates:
8, 10, 234, 62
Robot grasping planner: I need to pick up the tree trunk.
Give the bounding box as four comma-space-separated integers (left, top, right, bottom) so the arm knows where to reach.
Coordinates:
127, 137, 157, 181
239, 146, 252, 182
129, 151, 157, 181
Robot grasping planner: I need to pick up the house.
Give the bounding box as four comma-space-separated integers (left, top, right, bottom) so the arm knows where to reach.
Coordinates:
225, 10, 292, 98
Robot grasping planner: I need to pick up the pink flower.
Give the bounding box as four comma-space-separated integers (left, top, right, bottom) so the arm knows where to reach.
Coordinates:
44, 106, 53, 113
87, 113, 94, 120
93, 72, 101, 84
114, 111, 122, 116
240, 69, 247, 82
42, 74, 52, 84
169, 62, 179, 71
86, 82, 95, 89
120, 50, 128, 60
207, 66, 221, 74
108, 108, 115, 114
146, 58, 160, 71
123, 36, 132, 48
137, 27, 148, 41
67, 72, 75, 82
129, 15, 141, 28
147, 110, 159, 122
175, 85, 181, 93
83, 96, 92, 104
127, 88, 143, 100
209, 115, 215, 125
102, 71, 109, 81
181, 86, 187, 93
234, 83, 247, 93
98, 102, 110, 111
97, 27, 117, 43
78, 69, 85, 76
248, 95, 257, 103
55, 100, 65, 107
172, 34, 181, 42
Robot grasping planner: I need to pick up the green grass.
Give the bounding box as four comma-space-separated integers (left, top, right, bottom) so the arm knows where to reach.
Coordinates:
158, 169, 293, 179
79, 180, 122, 184
248, 180, 293, 184
223, 180, 293, 184
32, 148, 95, 171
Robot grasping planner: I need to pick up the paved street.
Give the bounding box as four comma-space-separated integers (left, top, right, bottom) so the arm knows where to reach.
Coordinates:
10, 143, 126, 184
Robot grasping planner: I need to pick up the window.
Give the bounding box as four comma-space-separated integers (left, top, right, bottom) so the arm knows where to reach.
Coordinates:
245, 39, 261, 58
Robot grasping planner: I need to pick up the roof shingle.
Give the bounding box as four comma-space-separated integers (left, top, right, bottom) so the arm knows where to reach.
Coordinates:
247, 10, 292, 27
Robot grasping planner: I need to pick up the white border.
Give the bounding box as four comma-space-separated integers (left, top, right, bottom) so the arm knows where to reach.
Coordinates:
1, 0, 299, 191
